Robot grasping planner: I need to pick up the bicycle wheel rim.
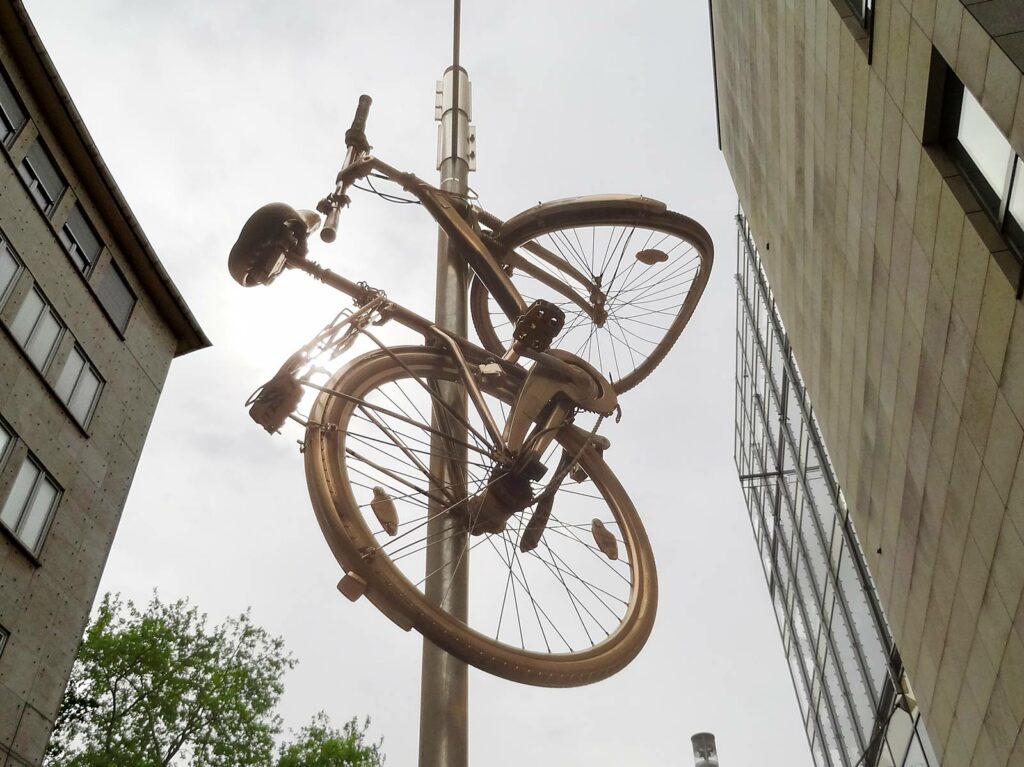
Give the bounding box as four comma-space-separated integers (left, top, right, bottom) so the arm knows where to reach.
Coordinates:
305, 346, 657, 686
471, 201, 713, 394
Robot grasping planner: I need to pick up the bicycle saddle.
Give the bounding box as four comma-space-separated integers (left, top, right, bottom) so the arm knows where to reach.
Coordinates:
228, 202, 320, 286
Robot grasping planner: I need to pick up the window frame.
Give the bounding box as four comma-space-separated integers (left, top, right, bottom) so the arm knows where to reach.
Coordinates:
0, 420, 13, 467
832, 0, 875, 61
4, 278, 104, 432
849, 0, 873, 31
937, 73, 1019, 229
93, 259, 137, 333
8, 284, 65, 373
54, 344, 104, 428
926, 51, 1024, 296
0, 65, 26, 147
17, 138, 67, 216
59, 202, 104, 275
0, 452, 61, 558
0, 237, 22, 306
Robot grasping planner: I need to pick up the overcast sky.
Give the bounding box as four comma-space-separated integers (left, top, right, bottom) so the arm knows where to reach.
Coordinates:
25, 2, 814, 765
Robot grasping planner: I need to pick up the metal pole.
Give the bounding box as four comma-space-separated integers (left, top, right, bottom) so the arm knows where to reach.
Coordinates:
419, 2, 475, 764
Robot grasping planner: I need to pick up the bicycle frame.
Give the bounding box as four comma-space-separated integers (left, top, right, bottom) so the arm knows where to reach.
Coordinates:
278, 140, 619, 452
239, 94, 622, 512
230, 94, 702, 682
328, 153, 610, 325
327, 154, 527, 321
284, 251, 609, 476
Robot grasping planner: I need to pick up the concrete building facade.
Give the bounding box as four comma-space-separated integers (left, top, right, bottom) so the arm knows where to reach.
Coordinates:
712, 0, 1024, 765
0, 2, 207, 763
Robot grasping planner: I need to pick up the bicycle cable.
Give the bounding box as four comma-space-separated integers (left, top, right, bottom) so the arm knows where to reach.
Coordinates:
353, 175, 422, 205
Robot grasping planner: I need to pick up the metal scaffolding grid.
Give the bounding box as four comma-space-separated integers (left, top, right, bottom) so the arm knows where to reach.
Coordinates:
732, 213, 940, 767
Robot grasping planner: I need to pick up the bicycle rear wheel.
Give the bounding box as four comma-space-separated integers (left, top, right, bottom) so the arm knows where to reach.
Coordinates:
470, 197, 713, 394
304, 346, 657, 687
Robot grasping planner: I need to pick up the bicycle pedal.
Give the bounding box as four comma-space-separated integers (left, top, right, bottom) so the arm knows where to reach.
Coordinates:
512, 299, 565, 352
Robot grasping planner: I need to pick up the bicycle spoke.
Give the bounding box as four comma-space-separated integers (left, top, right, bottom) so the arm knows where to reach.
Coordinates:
317, 348, 646, 659
477, 215, 708, 392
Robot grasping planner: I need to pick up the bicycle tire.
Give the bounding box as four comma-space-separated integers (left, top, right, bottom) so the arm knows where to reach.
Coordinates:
470, 196, 713, 394
304, 345, 657, 687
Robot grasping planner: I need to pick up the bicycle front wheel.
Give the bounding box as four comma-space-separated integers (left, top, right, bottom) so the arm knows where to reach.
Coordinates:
470, 197, 713, 394
304, 346, 657, 687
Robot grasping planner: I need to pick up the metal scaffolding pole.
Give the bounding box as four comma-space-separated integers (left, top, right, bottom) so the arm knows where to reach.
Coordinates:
419, 2, 475, 764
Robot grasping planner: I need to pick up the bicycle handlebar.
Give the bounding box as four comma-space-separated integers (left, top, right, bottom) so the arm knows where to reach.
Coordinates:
320, 96, 374, 243
321, 207, 342, 243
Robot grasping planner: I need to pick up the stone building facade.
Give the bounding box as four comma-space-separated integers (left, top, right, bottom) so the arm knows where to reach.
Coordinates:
712, 0, 1024, 765
0, 2, 207, 763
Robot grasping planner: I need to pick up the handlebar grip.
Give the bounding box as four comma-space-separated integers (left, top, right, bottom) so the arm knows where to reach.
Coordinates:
346, 95, 372, 151
321, 207, 341, 243
351, 95, 372, 133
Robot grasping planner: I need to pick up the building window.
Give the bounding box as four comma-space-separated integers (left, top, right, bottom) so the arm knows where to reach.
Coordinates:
0, 453, 59, 556
0, 239, 21, 304
17, 139, 66, 215
9, 286, 64, 371
849, 0, 873, 29
59, 203, 103, 273
54, 345, 102, 427
94, 261, 135, 332
0, 421, 12, 465
0, 68, 26, 145
0, 624, 8, 657
933, 59, 1024, 258
834, 0, 874, 57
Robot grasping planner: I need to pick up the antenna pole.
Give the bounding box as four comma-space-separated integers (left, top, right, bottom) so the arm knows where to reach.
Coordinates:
419, 1, 474, 765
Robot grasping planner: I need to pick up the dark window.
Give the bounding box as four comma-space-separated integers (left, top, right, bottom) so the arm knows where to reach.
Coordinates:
18, 139, 66, 215
59, 203, 103, 273
0, 421, 12, 466
94, 261, 135, 332
850, 0, 873, 29
0, 239, 21, 304
836, 0, 874, 58
0, 69, 26, 145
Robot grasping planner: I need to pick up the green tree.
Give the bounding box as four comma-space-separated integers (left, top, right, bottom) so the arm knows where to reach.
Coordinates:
45, 593, 295, 767
276, 713, 384, 767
